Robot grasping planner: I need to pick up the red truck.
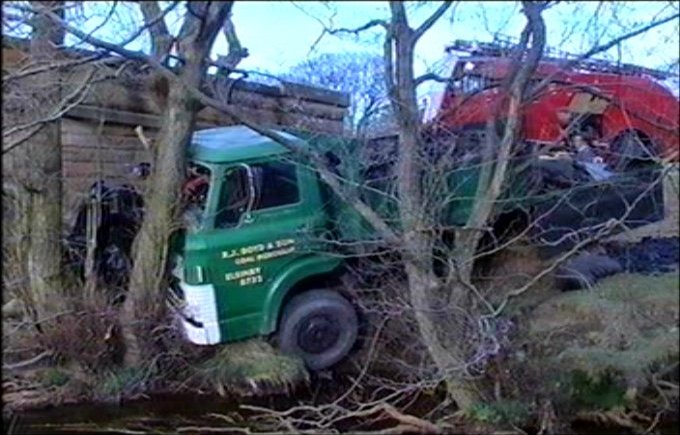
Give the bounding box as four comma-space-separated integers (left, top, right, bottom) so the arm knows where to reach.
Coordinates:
427, 39, 679, 168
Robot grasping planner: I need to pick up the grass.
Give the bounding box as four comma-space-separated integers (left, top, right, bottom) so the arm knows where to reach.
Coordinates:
529, 272, 679, 332
195, 339, 309, 397
525, 270, 679, 410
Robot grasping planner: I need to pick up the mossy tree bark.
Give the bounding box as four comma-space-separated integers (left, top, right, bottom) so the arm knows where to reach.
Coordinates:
120, 2, 234, 367
17, 1, 66, 327
381, 1, 546, 410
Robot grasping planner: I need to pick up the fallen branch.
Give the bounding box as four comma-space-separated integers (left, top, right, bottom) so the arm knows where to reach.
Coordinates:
2, 350, 53, 371
379, 404, 441, 434
135, 125, 153, 151
176, 427, 252, 434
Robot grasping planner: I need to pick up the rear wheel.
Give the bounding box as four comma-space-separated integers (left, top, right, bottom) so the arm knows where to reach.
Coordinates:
278, 289, 358, 371
611, 131, 657, 172
554, 252, 623, 290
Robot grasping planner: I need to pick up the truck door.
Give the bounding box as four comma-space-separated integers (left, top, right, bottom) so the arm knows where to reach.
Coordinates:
204, 159, 323, 341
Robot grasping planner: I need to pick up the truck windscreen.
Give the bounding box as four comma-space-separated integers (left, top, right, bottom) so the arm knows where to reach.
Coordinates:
182, 163, 211, 232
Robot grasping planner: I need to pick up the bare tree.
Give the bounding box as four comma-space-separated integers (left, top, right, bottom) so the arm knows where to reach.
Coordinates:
284, 51, 390, 134
10, 1, 67, 327
120, 2, 242, 366
4, 1, 247, 367
3, 1, 676, 428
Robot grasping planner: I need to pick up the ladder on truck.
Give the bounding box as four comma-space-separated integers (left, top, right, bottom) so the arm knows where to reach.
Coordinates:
445, 35, 677, 81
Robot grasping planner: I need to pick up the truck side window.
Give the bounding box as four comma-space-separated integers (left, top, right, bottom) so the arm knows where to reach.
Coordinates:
255, 161, 299, 209
214, 161, 300, 228
182, 163, 212, 231
215, 167, 250, 228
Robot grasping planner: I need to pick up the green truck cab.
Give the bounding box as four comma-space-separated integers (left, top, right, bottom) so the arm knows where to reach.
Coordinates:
169, 125, 665, 370
171, 127, 356, 370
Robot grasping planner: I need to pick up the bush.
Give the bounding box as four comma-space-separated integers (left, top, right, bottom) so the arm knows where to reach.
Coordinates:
465, 400, 531, 426
37, 292, 123, 373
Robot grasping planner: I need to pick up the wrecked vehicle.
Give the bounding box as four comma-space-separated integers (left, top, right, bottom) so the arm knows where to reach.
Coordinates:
429, 38, 679, 169
66, 124, 668, 370
65, 40, 676, 370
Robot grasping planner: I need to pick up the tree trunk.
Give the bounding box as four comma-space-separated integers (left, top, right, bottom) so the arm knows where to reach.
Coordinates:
405, 262, 479, 409
385, 1, 481, 409
20, 1, 65, 326
121, 1, 233, 367
121, 81, 196, 366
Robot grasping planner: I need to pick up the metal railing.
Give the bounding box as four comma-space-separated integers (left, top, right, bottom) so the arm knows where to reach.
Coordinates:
445, 36, 677, 80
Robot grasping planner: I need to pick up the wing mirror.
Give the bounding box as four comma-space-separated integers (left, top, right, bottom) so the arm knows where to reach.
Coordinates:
236, 163, 256, 225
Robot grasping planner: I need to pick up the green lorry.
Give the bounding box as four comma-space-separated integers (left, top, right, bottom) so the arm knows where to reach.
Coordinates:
164, 125, 664, 370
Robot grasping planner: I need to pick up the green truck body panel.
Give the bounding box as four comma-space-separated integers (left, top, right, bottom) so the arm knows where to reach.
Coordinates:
174, 127, 528, 345
259, 254, 342, 335
174, 125, 663, 346
188, 127, 304, 163
177, 127, 344, 343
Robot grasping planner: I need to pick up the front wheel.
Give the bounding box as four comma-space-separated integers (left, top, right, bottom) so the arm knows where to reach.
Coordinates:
278, 289, 358, 371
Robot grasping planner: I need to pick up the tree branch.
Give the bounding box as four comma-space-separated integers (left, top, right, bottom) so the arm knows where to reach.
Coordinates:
9, 2, 180, 70
328, 19, 389, 36
414, 1, 453, 40
580, 12, 679, 61
530, 11, 680, 96
414, 72, 450, 87
33, 6, 174, 78
3, 66, 104, 154
215, 12, 248, 71
138, 1, 173, 61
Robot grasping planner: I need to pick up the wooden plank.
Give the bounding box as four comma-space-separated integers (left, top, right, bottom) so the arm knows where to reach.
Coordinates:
2, 47, 29, 69
238, 79, 349, 108
82, 75, 350, 116
65, 105, 222, 130
80, 80, 345, 123
67, 105, 164, 128
228, 88, 282, 112
81, 72, 350, 116
280, 97, 346, 120
83, 78, 162, 115
62, 137, 149, 153
279, 81, 351, 107
62, 118, 152, 137
207, 76, 350, 108
280, 113, 345, 135
63, 148, 150, 164
64, 161, 134, 178
197, 104, 282, 127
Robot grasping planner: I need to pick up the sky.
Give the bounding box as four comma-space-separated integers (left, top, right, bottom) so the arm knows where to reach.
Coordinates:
220, 1, 680, 99
4, 1, 679, 95
221, 1, 679, 74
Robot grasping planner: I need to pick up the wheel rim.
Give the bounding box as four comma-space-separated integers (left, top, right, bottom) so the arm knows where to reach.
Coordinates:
297, 315, 340, 354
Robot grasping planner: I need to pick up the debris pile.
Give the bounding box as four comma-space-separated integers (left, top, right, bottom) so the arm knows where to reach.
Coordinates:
604, 236, 679, 275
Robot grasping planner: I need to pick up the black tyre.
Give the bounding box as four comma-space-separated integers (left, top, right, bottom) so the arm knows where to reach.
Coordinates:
278, 289, 358, 371
555, 253, 622, 290
611, 132, 656, 172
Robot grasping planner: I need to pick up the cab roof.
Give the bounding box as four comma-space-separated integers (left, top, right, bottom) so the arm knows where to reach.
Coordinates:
188, 126, 305, 163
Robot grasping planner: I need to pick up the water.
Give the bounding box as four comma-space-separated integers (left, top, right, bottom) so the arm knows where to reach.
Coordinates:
5, 393, 281, 434
6, 392, 679, 434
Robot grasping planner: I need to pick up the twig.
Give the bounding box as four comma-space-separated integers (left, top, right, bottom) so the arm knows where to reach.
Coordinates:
176, 427, 252, 434
2, 350, 53, 371
135, 125, 153, 151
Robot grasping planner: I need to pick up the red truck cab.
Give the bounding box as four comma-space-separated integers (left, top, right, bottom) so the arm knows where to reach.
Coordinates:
429, 40, 680, 166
